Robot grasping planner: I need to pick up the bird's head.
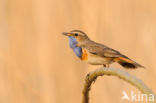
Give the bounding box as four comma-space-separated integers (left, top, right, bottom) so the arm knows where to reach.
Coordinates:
62, 30, 89, 42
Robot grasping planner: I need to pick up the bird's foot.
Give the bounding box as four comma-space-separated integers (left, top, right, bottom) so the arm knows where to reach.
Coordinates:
103, 64, 109, 68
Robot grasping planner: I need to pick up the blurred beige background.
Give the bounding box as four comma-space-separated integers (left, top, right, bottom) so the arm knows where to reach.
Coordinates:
0, 0, 156, 103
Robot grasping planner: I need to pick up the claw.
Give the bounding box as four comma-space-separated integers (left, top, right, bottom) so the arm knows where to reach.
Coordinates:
103, 64, 109, 68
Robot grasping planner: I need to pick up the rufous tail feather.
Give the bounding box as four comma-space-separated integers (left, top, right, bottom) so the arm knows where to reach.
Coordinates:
115, 57, 145, 69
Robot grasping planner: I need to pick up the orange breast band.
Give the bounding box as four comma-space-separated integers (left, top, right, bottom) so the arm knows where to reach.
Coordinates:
81, 49, 88, 61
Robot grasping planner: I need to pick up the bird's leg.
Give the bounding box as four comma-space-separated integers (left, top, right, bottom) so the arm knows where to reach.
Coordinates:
103, 64, 110, 68
103, 64, 106, 67
107, 64, 110, 68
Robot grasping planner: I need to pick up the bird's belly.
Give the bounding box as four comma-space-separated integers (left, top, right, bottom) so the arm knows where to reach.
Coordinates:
85, 55, 111, 65
81, 48, 113, 65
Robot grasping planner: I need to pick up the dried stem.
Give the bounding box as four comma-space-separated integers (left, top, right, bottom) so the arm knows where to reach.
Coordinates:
82, 67, 155, 103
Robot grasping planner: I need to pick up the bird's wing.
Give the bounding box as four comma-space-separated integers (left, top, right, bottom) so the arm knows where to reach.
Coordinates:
101, 48, 121, 57
85, 42, 122, 58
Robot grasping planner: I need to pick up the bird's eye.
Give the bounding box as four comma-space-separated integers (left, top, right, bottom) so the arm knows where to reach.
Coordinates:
75, 33, 78, 36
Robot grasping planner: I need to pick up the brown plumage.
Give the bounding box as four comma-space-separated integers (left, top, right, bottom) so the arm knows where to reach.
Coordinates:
63, 30, 145, 69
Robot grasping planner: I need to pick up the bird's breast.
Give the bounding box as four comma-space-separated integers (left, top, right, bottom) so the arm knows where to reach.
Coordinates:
81, 48, 88, 61
68, 37, 82, 58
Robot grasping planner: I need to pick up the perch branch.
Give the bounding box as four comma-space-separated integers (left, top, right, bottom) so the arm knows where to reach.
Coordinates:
82, 67, 155, 103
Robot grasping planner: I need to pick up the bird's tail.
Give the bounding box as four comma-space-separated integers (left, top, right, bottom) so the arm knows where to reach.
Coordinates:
115, 56, 145, 69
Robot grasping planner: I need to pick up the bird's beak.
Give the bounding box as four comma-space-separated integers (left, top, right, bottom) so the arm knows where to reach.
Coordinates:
62, 32, 74, 37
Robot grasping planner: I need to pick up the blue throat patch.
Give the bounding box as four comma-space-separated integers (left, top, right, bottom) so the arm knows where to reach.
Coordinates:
68, 37, 82, 58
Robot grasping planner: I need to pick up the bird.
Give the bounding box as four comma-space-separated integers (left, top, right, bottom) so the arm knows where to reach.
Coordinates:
62, 30, 145, 69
